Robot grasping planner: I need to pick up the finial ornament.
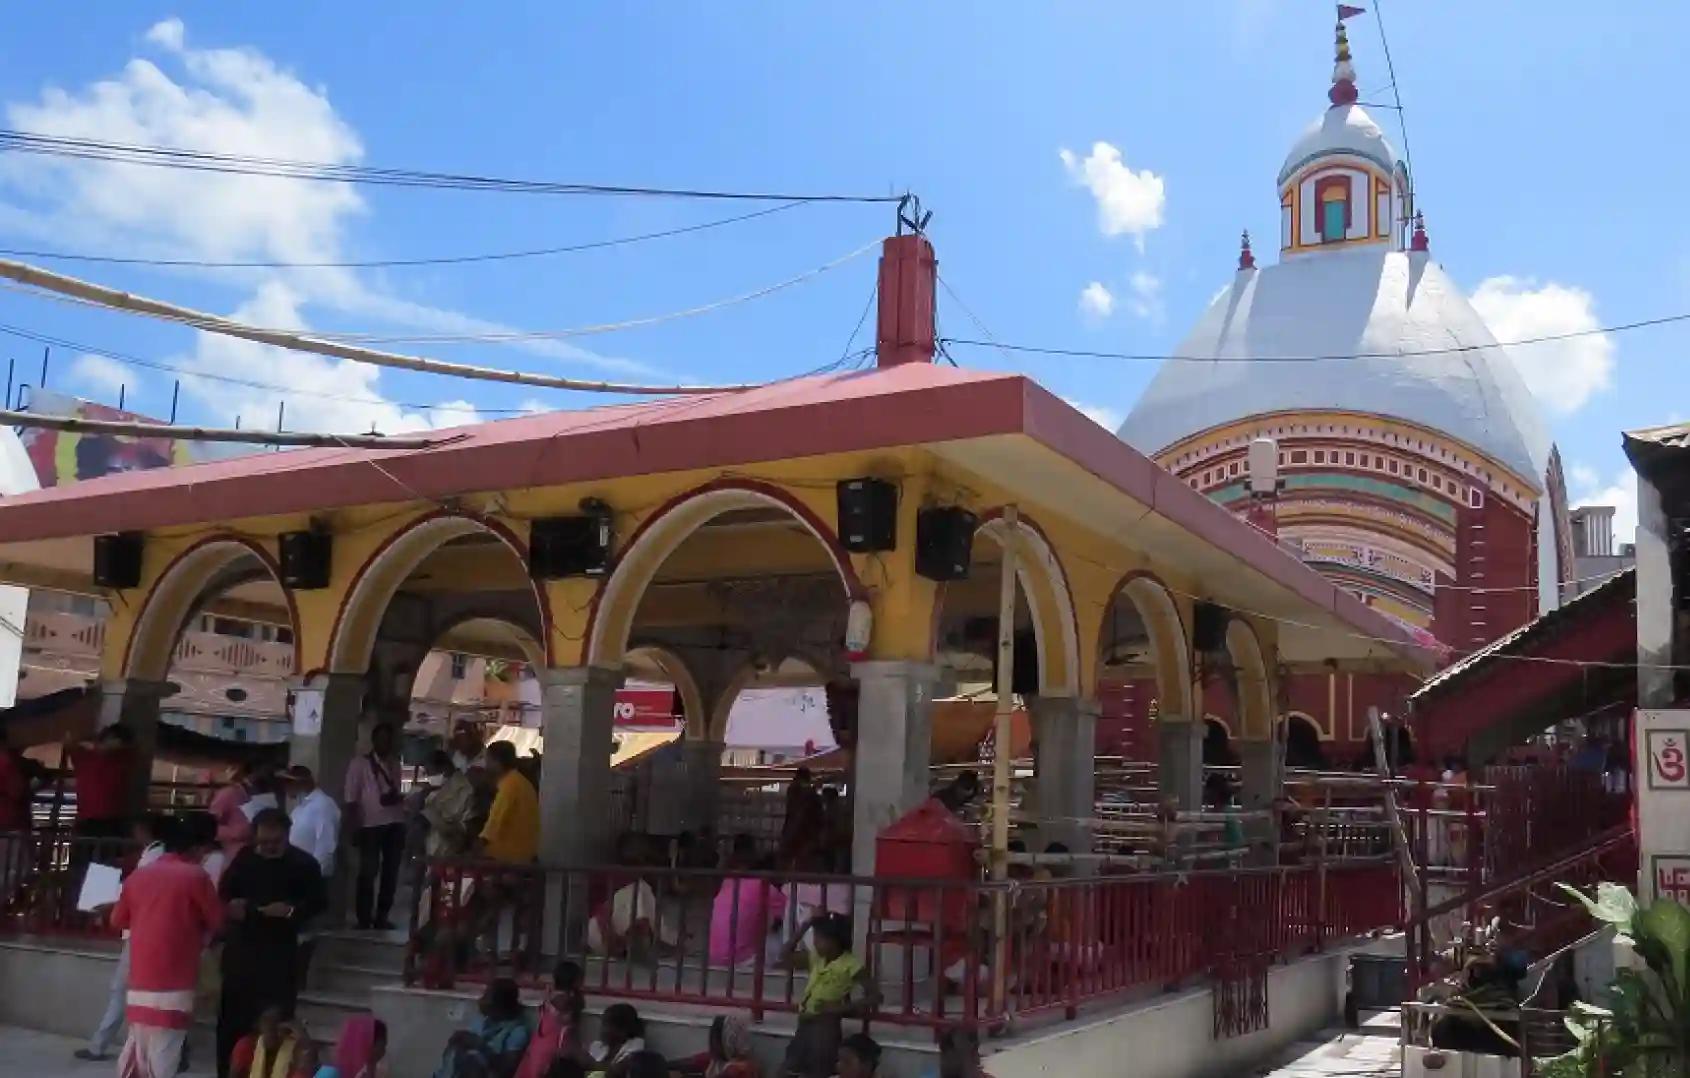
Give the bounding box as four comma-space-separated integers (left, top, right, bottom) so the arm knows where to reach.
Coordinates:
1330, 6, 1364, 106
1410, 211, 1429, 252
1239, 229, 1256, 271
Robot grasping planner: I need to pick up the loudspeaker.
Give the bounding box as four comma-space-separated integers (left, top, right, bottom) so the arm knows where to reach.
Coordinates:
915, 506, 977, 581
529, 514, 612, 578
278, 530, 332, 590
1193, 600, 1229, 653
836, 478, 897, 553
93, 533, 143, 589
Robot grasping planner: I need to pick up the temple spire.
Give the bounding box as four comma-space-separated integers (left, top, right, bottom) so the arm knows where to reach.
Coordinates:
1329, 10, 1361, 107
1409, 211, 1429, 252
1238, 229, 1256, 271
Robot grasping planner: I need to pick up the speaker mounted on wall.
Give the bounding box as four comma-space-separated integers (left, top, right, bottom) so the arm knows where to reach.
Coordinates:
530, 501, 613, 579
915, 506, 977, 581
836, 478, 897, 553
92, 532, 144, 589
278, 530, 333, 590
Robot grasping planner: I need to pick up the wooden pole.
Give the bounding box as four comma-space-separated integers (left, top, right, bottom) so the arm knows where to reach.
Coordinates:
991, 505, 1018, 1016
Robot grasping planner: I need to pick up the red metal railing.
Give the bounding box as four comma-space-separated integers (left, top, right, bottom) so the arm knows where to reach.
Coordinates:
0, 829, 138, 939
403, 855, 1401, 1033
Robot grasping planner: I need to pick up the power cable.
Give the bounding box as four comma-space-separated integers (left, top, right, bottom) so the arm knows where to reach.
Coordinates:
0, 321, 516, 416
941, 310, 1690, 364
0, 236, 879, 348
0, 200, 810, 270
1371, 0, 1418, 205
0, 129, 905, 204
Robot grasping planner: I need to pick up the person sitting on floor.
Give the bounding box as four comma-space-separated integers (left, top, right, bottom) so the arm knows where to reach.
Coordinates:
835, 1034, 881, 1078
434, 978, 533, 1078
670, 1015, 762, 1078
316, 1014, 388, 1078
586, 1002, 646, 1077
515, 960, 586, 1078
229, 1006, 306, 1078
587, 834, 679, 959
621, 1052, 669, 1078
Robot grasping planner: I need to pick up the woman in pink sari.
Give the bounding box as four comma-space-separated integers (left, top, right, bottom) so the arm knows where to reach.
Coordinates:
709, 841, 786, 967
515, 960, 586, 1078
316, 1015, 387, 1078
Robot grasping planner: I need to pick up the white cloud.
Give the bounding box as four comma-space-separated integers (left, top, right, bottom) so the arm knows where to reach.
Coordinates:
518, 398, 551, 416
1469, 277, 1614, 415
0, 20, 650, 433
69, 353, 136, 402
143, 18, 185, 51
1126, 270, 1163, 323
1059, 142, 1166, 249
1078, 281, 1114, 321
1064, 397, 1122, 431
1570, 464, 1640, 554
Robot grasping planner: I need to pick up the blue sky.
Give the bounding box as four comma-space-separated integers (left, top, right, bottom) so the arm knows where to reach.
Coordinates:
0, 3, 1679, 539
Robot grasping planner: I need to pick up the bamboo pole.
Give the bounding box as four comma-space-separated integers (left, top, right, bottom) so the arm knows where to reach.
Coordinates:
990, 505, 1018, 1016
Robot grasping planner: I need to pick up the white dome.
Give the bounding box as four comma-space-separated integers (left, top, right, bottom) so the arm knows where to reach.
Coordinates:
1278, 104, 1398, 188
1117, 248, 1551, 484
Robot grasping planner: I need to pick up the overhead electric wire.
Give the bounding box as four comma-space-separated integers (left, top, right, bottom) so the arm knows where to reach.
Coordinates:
0, 200, 809, 270
0, 406, 438, 449
941, 310, 1690, 364
0, 128, 905, 204
0, 255, 805, 395
0, 235, 879, 349
0, 321, 515, 416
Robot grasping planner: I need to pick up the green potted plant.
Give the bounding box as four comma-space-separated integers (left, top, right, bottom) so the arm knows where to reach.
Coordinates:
1540, 883, 1690, 1076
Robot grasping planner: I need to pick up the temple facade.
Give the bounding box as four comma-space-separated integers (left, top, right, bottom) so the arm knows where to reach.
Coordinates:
1114, 19, 1572, 763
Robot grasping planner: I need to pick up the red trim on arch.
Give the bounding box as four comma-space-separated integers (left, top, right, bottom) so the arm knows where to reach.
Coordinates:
327, 509, 554, 671
583, 478, 864, 664
121, 534, 302, 678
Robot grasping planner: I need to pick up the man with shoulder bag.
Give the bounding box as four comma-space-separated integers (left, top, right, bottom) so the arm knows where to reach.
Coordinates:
342, 722, 407, 930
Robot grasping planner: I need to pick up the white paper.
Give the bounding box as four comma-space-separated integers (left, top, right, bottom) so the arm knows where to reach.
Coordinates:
240, 792, 279, 821
76, 863, 122, 912
291, 688, 324, 737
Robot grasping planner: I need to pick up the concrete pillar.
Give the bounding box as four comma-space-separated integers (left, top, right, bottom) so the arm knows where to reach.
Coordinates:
287, 673, 365, 804
682, 737, 724, 835
1236, 737, 1283, 861
847, 661, 939, 877
539, 666, 623, 865
1636, 470, 1674, 710
287, 673, 365, 925
99, 679, 171, 816
538, 666, 621, 950
1030, 696, 1098, 854
1157, 718, 1203, 811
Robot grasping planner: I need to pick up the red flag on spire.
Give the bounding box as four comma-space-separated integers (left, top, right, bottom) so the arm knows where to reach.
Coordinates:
1338, 4, 1367, 19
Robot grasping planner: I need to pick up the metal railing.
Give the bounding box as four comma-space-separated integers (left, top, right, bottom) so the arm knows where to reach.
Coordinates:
402, 854, 1401, 1032
0, 829, 138, 939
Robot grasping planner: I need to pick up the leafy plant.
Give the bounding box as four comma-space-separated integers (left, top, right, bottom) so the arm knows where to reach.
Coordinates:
1538, 883, 1690, 1077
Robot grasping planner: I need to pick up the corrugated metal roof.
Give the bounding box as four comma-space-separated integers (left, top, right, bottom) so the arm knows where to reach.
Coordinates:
1408, 566, 1635, 703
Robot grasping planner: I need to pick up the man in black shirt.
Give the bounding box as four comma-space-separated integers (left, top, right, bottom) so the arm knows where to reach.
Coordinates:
215, 807, 326, 1078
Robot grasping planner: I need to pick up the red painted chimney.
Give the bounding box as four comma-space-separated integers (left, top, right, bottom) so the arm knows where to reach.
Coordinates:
875, 233, 937, 367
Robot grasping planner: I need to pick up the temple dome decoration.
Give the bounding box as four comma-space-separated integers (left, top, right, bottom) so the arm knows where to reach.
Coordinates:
1277, 19, 1409, 256
1117, 11, 1569, 647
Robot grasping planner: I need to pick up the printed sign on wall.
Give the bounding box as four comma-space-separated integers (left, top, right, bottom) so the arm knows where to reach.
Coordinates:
1636, 711, 1690, 903
1647, 728, 1690, 789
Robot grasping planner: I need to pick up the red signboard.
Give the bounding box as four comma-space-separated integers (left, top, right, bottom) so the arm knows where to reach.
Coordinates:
614, 688, 679, 730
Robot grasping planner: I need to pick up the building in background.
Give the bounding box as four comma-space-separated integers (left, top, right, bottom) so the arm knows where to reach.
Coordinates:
1113, 22, 1571, 761
1568, 505, 1634, 597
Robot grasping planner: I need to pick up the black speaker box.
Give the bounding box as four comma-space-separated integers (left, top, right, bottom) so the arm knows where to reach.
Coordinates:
278, 530, 332, 589
93, 532, 143, 589
1193, 600, 1229, 653
530, 514, 612, 578
915, 506, 977, 581
837, 478, 897, 553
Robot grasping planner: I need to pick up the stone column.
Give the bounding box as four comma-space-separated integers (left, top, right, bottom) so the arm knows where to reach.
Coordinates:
847, 661, 939, 878
1030, 696, 1098, 854
287, 673, 365, 925
1236, 736, 1284, 861
287, 673, 365, 804
539, 666, 622, 950
682, 737, 724, 835
1156, 717, 1203, 811
1637, 470, 1674, 710
98, 679, 172, 817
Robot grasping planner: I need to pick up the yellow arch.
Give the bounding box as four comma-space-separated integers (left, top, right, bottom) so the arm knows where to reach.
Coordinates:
975, 513, 1080, 698
1225, 617, 1275, 741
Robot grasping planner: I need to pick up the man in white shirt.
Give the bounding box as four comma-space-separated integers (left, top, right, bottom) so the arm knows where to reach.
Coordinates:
280, 764, 341, 986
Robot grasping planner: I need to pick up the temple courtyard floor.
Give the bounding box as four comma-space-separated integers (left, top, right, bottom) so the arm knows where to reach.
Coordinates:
0, 1026, 215, 1078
